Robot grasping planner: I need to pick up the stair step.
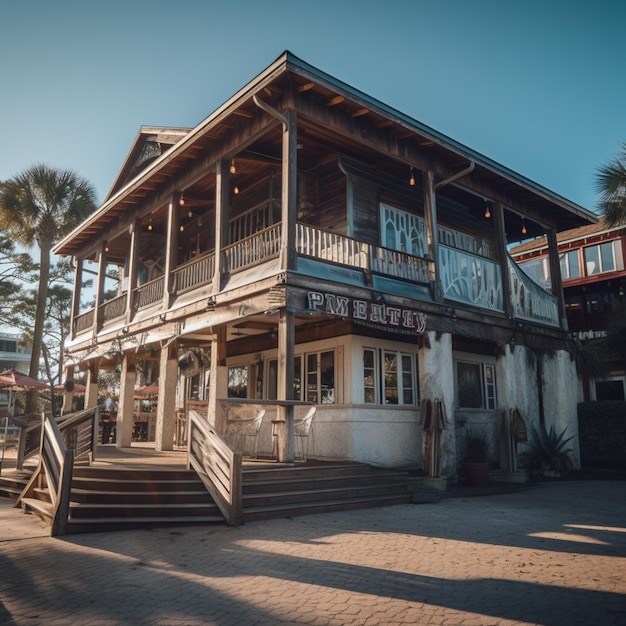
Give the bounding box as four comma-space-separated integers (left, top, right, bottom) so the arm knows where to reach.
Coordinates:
244, 493, 412, 522
68, 501, 221, 519
65, 515, 225, 534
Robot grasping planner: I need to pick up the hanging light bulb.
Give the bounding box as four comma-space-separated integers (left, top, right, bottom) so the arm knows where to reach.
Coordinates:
179, 224, 185, 232
409, 167, 415, 186
229, 158, 236, 174
179, 192, 185, 207
187, 209, 193, 219
234, 186, 239, 195
147, 218, 153, 231
484, 202, 491, 219
521, 219, 527, 235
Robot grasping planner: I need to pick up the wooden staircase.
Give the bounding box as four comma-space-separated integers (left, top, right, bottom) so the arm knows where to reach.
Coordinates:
1, 462, 414, 534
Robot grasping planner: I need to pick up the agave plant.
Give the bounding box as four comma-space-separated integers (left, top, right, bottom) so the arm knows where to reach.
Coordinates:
521, 423, 575, 478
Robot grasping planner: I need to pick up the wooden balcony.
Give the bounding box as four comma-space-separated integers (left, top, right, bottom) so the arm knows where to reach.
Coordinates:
74, 223, 561, 338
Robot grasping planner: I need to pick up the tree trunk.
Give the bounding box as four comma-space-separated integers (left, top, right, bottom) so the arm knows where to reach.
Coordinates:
25, 241, 51, 414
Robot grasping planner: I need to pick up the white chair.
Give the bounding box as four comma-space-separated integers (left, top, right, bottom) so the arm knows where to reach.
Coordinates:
225, 409, 265, 459
294, 407, 316, 461
271, 407, 316, 461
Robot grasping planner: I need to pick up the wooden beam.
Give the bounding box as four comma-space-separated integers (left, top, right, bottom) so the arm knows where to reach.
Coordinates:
327, 95, 345, 106
298, 81, 315, 92
352, 107, 369, 118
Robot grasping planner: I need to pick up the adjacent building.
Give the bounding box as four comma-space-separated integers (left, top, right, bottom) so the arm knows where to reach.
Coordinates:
510, 217, 625, 402
54, 52, 597, 479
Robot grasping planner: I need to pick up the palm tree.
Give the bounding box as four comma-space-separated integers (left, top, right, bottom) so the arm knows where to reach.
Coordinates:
596, 143, 626, 226
0, 164, 97, 412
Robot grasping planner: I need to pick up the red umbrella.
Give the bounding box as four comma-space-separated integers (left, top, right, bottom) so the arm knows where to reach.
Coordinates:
0, 369, 47, 391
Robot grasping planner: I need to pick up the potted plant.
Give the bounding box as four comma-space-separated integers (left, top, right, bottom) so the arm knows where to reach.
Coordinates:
461, 426, 492, 487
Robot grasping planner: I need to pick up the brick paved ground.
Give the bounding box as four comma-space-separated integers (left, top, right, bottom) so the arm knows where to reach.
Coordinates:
1, 480, 625, 625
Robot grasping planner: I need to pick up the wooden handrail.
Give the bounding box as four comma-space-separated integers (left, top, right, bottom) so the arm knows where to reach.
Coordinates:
17, 414, 74, 536
187, 409, 243, 526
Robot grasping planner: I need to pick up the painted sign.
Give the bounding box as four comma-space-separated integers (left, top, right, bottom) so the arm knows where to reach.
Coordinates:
307, 291, 427, 334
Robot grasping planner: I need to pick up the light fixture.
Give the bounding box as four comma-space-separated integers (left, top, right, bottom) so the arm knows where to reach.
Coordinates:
234, 186, 239, 195
409, 167, 415, 186
147, 218, 153, 231
484, 202, 491, 219
521, 219, 527, 235
179, 224, 185, 232
187, 209, 193, 219
179, 192, 185, 207
105, 246, 110, 252
229, 158, 236, 174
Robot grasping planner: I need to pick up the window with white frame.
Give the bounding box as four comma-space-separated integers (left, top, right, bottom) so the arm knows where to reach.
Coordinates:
363, 348, 418, 405
584, 240, 624, 276
559, 249, 581, 280
306, 351, 335, 404
456, 360, 496, 410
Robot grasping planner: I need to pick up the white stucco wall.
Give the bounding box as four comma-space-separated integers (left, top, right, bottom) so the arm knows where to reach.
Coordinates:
541, 349, 581, 468
418, 331, 457, 478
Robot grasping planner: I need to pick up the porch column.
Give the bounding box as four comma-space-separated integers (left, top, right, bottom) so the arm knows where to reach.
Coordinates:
125, 218, 140, 323
422, 170, 443, 303
213, 160, 230, 293
162, 193, 180, 310
546, 227, 567, 329
60, 366, 74, 416
276, 308, 295, 462
84, 362, 99, 409
155, 341, 178, 451
418, 331, 456, 478
116, 353, 136, 448
92, 242, 107, 334
70, 256, 82, 341
493, 201, 513, 319
280, 110, 298, 271
208, 326, 228, 432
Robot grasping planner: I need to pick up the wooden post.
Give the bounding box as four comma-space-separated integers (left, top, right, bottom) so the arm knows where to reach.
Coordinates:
70, 256, 82, 340
155, 341, 178, 451
208, 326, 228, 432
546, 227, 567, 329
422, 169, 442, 303
92, 242, 107, 333
281, 110, 298, 272
213, 160, 230, 293
162, 193, 180, 310
276, 308, 295, 462
84, 362, 99, 409
494, 201, 513, 320
116, 353, 136, 448
125, 218, 140, 323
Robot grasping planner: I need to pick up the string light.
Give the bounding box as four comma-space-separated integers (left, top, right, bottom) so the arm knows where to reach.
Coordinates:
409, 167, 415, 186
147, 218, 153, 231
229, 159, 236, 174
179, 192, 185, 207
484, 202, 491, 219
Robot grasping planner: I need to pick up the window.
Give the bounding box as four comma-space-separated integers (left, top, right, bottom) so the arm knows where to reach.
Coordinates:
559, 250, 580, 280
584, 240, 623, 276
267, 357, 302, 400
518, 257, 551, 290
594, 379, 625, 401
456, 361, 496, 410
380, 203, 427, 257
306, 351, 335, 404
227, 365, 248, 398
363, 348, 418, 405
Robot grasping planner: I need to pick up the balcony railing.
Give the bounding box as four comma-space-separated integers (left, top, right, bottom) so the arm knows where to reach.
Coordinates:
101, 293, 127, 324
507, 256, 559, 326
133, 276, 164, 310
439, 244, 504, 312
73, 309, 94, 334
224, 223, 281, 273
173, 252, 215, 293
297, 223, 430, 284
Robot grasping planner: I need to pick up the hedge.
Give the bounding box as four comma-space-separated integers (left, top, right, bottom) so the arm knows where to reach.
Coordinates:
577, 401, 626, 468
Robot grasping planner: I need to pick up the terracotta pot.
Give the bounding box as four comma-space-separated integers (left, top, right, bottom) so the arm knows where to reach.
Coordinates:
463, 462, 490, 487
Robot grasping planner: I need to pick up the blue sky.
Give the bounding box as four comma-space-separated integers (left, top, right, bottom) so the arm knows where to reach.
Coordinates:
1, 0, 624, 213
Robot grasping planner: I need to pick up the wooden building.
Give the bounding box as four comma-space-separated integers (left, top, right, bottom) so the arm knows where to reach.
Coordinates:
54, 51, 597, 480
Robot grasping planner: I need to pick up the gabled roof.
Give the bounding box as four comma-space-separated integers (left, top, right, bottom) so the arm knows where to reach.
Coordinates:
54, 50, 598, 257
104, 127, 190, 201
